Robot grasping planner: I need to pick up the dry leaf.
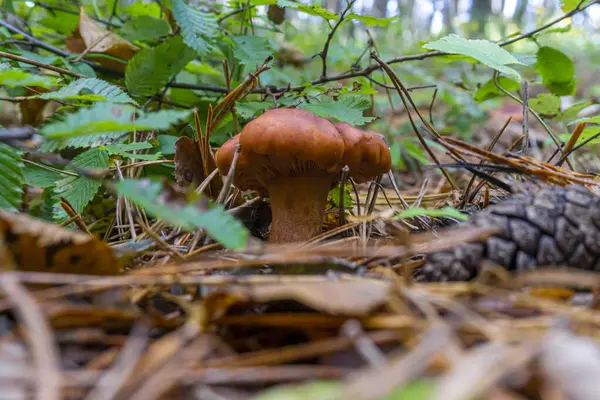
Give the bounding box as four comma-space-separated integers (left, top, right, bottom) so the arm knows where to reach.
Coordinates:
67, 8, 139, 72
221, 279, 391, 316
0, 211, 121, 275
19, 87, 49, 126
174, 136, 221, 198
528, 287, 574, 301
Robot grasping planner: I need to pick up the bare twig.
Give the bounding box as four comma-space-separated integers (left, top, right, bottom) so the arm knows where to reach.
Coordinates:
0, 50, 84, 78
320, 0, 356, 78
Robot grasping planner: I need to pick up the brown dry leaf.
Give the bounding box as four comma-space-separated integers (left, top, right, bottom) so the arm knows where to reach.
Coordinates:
528, 287, 574, 301
174, 136, 222, 198
19, 87, 50, 126
0, 211, 121, 275
221, 279, 391, 316
67, 8, 139, 72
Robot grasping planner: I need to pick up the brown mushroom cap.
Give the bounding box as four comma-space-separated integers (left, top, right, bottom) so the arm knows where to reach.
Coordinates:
214, 134, 260, 191
335, 122, 392, 183
237, 108, 345, 186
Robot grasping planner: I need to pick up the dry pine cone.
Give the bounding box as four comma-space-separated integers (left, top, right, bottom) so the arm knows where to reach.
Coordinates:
417, 184, 600, 282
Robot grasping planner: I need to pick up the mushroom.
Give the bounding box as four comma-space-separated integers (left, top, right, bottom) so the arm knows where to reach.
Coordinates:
215, 108, 391, 243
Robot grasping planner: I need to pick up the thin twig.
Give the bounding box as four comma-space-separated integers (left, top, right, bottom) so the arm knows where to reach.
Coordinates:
0, 50, 84, 78
339, 166, 350, 228
320, 0, 356, 79
493, 71, 574, 170
115, 161, 137, 239
371, 52, 457, 190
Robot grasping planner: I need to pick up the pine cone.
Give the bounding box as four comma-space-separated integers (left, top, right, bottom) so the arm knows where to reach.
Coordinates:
416, 184, 600, 282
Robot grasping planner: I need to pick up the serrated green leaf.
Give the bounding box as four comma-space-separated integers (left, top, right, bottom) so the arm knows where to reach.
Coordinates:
104, 142, 162, 161
395, 206, 469, 221
40, 132, 127, 152
23, 163, 64, 188
53, 148, 109, 221
0, 144, 24, 211
39, 103, 192, 139
232, 36, 273, 65
423, 34, 523, 81
535, 46, 575, 96
347, 13, 398, 27
298, 95, 375, 126
236, 101, 272, 119
37, 78, 136, 104
115, 179, 249, 250
171, 0, 219, 56
474, 76, 520, 103
126, 35, 196, 97
529, 93, 561, 117
120, 15, 170, 41
276, 0, 338, 20
0, 68, 59, 89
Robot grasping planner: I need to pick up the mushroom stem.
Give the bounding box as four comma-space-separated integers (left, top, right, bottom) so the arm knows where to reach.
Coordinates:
267, 174, 334, 243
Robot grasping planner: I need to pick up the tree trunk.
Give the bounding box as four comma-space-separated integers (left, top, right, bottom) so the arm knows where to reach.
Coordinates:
372, 0, 389, 18
470, 0, 492, 35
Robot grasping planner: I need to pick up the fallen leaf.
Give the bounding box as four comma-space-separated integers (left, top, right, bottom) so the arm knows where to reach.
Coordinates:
528, 287, 574, 301
221, 279, 391, 316
67, 8, 139, 72
174, 136, 221, 198
0, 211, 121, 275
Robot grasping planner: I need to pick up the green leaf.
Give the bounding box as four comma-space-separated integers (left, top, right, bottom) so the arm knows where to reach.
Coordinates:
236, 101, 272, 119
232, 36, 273, 65
120, 15, 170, 41
40, 132, 127, 152
115, 179, 249, 250
382, 380, 436, 400
124, 1, 162, 17
559, 126, 600, 145
23, 163, 64, 188
276, 0, 338, 20
572, 114, 600, 125
529, 93, 561, 117
555, 101, 592, 123
346, 14, 398, 27
39, 103, 192, 139
561, 0, 593, 12
423, 34, 523, 81
0, 144, 24, 212
171, 0, 219, 56
37, 78, 136, 104
52, 148, 109, 221
104, 142, 162, 161
535, 46, 575, 96
395, 206, 469, 221
298, 95, 375, 126
328, 183, 353, 208
126, 35, 196, 97
474, 76, 520, 103
0, 68, 59, 89
254, 381, 341, 400
157, 134, 178, 155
